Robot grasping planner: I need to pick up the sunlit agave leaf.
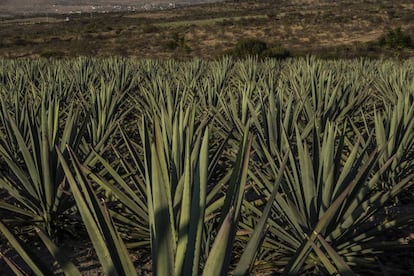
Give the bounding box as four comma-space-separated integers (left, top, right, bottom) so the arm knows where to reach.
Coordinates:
149, 142, 176, 275
175, 130, 193, 275
202, 207, 235, 276
186, 127, 209, 275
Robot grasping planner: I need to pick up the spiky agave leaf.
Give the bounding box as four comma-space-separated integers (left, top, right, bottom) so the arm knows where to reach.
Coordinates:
57, 146, 137, 276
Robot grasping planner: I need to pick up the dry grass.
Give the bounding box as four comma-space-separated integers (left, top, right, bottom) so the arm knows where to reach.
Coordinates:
0, 0, 413, 59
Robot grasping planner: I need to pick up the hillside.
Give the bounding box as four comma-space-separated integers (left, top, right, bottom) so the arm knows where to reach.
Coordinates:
0, 0, 413, 59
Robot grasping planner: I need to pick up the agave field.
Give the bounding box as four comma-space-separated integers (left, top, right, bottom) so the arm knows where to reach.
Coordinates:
0, 56, 413, 275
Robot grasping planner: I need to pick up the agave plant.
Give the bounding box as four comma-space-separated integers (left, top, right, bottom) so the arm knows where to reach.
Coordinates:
374, 61, 414, 105
81, 77, 132, 166
0, 219, 80, 275
245, 121, 414, 274
24, 104, 254, 275
373, 93, 414, 196
0, 56, 413, 276
198, 56, 234, 108
57, 146, 138, 276
0, 91, 85, 236
143, 117, 252, 275
281, 57, 368, 135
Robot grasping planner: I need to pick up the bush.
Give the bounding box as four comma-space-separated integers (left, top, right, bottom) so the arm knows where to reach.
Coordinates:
164, 32, 191, 53
262, 46, 291, 59
142, 24, 159, 33
378, 27, 413, 49
233, 38, 267, 57
224, 38, 290, 59
40, 50, 66, 58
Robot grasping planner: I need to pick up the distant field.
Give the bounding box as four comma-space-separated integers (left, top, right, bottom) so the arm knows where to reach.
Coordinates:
0, 0, 413, 59
0, 0, 226, 17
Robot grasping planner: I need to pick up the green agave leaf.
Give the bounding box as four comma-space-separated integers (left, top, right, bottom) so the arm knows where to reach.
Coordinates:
295, 125, 316, 223
34, 226, 81, 275
175, 129, 193, 276
148, 127, 176, 276
57, 147, 137, 276
0, 251, 27, 276
0, 221, 51, 275
305, 234, 338, 275
316, 234, 354, 276
0, 201, 36, 218
187, 127, 209, 275
0, 144, 39, 210
233, 151, 289, 276
284, 148, 380, 274
80, 153, 148, 221
202, 207, 235, 276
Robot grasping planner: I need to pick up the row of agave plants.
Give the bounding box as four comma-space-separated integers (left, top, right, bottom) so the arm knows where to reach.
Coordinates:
0, 56, 413, 275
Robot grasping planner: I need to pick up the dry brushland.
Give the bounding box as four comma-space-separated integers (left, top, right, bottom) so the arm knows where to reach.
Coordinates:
0, 0, 413, 59
0, 0, 414, 275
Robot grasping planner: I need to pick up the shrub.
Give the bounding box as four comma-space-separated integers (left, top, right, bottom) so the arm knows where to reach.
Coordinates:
165, 40, 179, 50
142, 24, 159, 33
378, 27, 413, 49
233, 38, 267, 57
262, 45, 291, 59
164, 32, 191, 52
224, 38, 290, 59
40, 50, 66, 58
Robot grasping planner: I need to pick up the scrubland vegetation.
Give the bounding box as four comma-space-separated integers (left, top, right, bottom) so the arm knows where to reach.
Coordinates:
1, 0, 414, 59
0, 56, 413, 274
